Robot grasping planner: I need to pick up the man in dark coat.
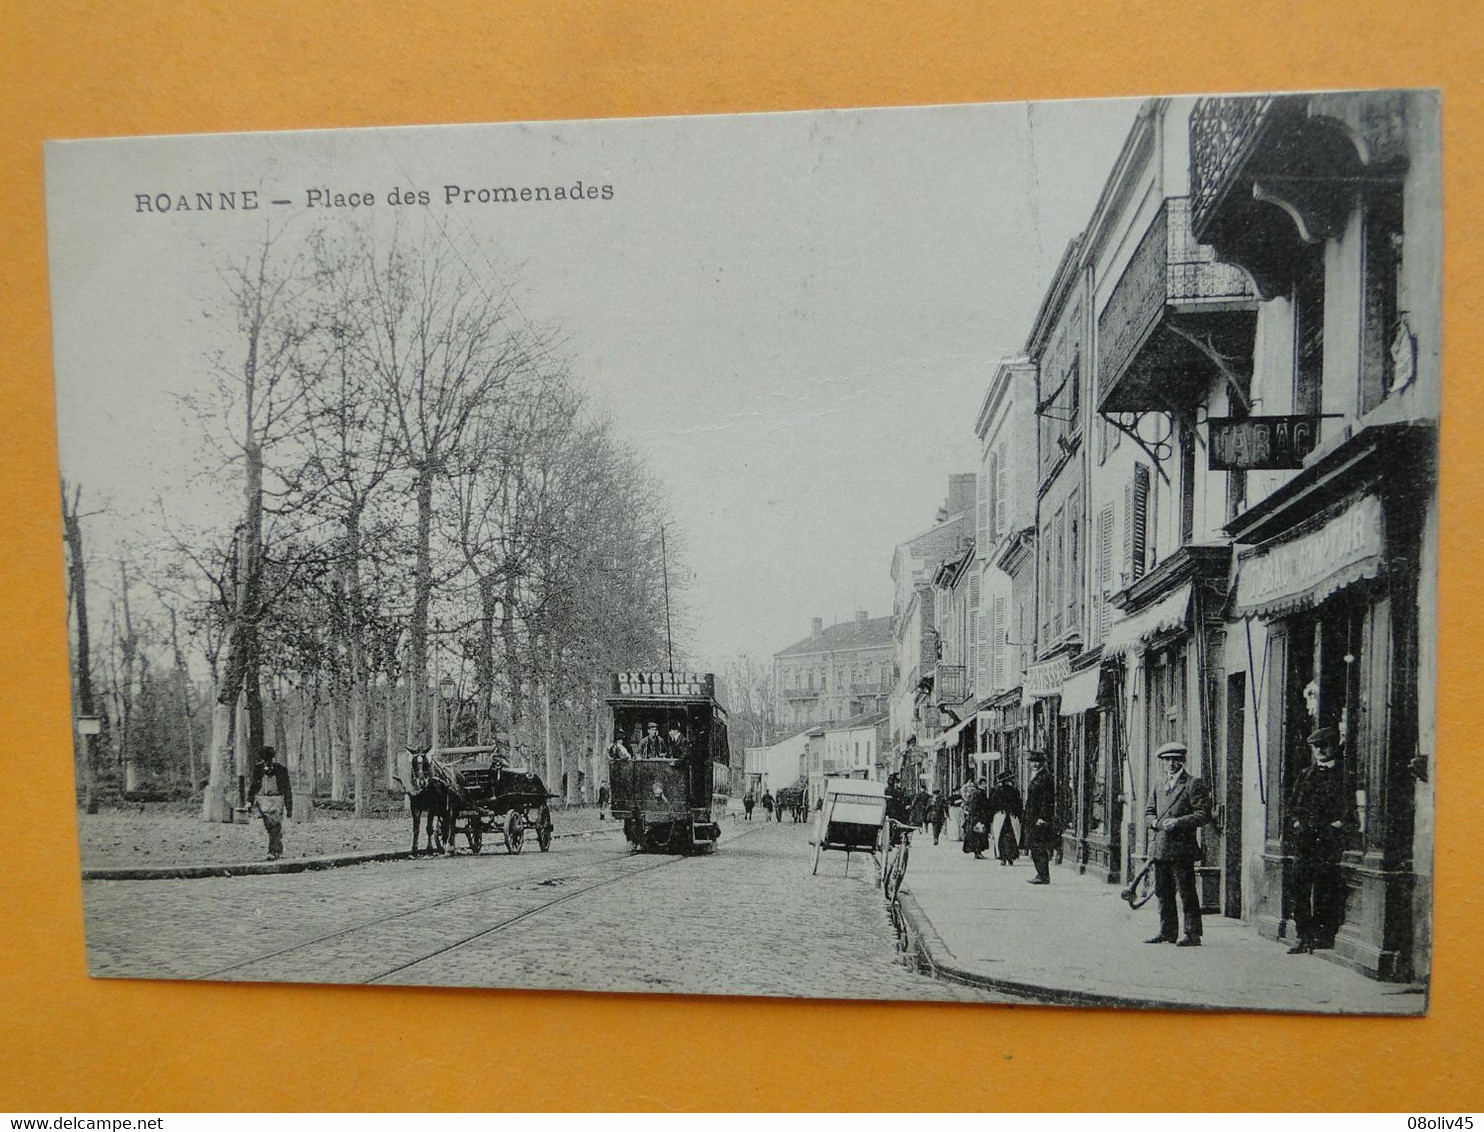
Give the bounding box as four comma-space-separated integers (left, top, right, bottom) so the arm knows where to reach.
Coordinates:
910, 788, 929, 832
1143, 742, 1213, 946
637, 722, 667, 758
926, 790, 948, 845
247, 745, 293, 861
1022, 749, 1056, 883
1286, 725, 1354, 953
959, 778, 986, 858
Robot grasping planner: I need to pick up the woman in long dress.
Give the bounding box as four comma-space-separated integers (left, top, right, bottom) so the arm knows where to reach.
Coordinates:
990, 773, 1023, 865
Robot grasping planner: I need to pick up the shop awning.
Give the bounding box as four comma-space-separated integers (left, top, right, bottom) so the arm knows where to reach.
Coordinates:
1103, 583, 1192, 657
1232, 493, 1385, 619
1059, 665, 1104, 715
1022, 654, 1072, 704
933, 714, 975, 750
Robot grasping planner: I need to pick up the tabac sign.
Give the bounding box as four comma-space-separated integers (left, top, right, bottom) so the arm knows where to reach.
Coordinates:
1208, 415, 1320, 470
613, 670, 715, 698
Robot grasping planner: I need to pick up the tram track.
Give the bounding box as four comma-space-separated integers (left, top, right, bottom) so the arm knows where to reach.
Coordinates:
193, 821, 759, 985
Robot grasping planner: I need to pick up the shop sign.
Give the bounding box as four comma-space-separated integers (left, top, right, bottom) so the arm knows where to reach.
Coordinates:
612, 670, 715, 698
1233, 494, 1385, 617
1023, 655, 1071, 699
1208, 415, 1320, 470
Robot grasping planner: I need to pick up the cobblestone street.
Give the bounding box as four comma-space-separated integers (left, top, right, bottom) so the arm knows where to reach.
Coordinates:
82, 819, 1014, 1003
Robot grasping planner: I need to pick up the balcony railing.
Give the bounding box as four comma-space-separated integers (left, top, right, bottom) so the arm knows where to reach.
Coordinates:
1189, 96, 1276, 240
1097, 197, 1256, 411
783, 686, 821, 701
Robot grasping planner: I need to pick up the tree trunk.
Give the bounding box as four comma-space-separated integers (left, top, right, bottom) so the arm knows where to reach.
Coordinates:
202, 691, 235, 823
476, 576, 498, 745
406, 458, 435, 744
62, 485, 98, 813
330, 670, 349, 802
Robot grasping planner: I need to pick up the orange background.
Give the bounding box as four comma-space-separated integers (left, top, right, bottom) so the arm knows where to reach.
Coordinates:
2, 1, 1480, 1112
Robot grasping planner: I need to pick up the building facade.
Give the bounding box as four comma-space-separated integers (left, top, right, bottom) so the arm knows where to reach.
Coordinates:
1000, 91, 1439, 982
772, 612, 894, 733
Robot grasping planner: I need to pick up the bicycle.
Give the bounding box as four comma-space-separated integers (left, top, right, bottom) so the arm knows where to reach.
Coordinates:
882, 818, 913, 904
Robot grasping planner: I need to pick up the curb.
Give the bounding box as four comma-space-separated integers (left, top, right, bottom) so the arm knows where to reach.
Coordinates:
895, 884, 1242, 1013
81, 825, 624, 881
893, 883, 1426, 1014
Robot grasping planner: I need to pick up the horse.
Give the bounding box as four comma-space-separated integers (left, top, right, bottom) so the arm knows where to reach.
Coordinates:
394, 747, 454, 853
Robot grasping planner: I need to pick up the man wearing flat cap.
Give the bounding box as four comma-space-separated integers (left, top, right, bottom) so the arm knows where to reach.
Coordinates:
1286, 725, 1354, 954
1143, 742, 1212, 946
1022, 748, 1057, 884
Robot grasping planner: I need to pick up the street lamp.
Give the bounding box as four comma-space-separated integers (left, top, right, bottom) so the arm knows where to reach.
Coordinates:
438, 673, 456, 750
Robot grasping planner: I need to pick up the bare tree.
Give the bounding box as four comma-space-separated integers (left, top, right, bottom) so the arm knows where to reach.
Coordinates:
352, 231, 545, 747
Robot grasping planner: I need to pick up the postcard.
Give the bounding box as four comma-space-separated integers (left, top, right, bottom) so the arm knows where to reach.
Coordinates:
46, 90, 1438, 1012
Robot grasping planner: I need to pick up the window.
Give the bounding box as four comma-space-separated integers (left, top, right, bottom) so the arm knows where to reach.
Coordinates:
1293, 243, 1325, 416
1067, 489, 1081, 636
1179, 424, 1196, 545
1361, 188, 1405, 416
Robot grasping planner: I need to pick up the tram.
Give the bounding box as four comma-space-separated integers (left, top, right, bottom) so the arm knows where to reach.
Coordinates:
606, 670, 730, 852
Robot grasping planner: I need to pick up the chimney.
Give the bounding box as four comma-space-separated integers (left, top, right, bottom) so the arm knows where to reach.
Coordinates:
946, 472, 977, 519
855, 609, 868, 626
811, 616, 824, 636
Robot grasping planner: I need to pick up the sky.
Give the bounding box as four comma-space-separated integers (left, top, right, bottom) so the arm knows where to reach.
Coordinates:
45, 97, 1139, 671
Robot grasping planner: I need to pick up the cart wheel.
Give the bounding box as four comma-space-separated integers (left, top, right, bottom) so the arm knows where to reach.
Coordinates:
537, 808, 553, 852
505, 809, 526, 854
811, 838, 822, 876
468, 821, 483, 854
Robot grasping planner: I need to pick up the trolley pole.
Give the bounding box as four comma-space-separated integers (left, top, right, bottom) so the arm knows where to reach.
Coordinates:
660, 524, 674, 672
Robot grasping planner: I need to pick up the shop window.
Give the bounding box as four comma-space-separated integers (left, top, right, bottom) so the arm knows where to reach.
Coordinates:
1280, 595, 1367, 852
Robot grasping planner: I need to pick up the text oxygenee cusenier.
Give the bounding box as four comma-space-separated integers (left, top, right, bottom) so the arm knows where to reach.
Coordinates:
131, 182, 616, 214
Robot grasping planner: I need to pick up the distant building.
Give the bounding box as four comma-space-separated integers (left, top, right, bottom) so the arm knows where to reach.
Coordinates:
772, 611, 894, 732
886, 475, 975, 787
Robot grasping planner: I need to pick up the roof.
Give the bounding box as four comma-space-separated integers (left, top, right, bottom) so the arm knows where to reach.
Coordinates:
824, 708, 889, 734
774, 614, 895, 658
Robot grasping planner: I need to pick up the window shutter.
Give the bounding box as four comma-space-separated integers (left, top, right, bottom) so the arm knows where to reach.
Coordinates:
1097, 504, 1114, 643
993, 595, 1007, 689
977, 468, 990, 551
968, 573, 981, 692
995, 442, 1009, 537
1127, 463, 1150, 582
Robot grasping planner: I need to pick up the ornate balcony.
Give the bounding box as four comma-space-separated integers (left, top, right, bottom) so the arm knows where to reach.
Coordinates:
1096, 196, 1257, 413
1189, 92, 1410, 299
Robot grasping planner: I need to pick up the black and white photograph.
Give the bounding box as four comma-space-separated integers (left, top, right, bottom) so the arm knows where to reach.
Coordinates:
45, 89, 1440, 1013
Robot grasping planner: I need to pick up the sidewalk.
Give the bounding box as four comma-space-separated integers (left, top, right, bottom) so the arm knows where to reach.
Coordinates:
898, 834, 1427, 1014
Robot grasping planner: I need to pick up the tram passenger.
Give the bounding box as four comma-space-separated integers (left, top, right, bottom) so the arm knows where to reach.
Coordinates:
607, 733, 633, 760
638, 721, 666, 758
665, 722, 691, 760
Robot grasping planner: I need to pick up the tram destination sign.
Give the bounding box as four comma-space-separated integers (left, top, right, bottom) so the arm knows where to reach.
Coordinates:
1208, 415, 1320, 470
613, 670, 715, 698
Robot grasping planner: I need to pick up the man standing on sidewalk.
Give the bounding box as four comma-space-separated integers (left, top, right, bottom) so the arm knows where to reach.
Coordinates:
248, 746, 293, 861
1023, 749, 1056, 884
926, 789, 948, 845
1143, 742, 1211, 947
1286, 726, 1354, 954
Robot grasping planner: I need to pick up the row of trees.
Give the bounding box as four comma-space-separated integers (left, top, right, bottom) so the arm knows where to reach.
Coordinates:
64, 223, 682, 819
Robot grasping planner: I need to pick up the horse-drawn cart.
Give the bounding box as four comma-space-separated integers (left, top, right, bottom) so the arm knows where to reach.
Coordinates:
446, 756, 557, 855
